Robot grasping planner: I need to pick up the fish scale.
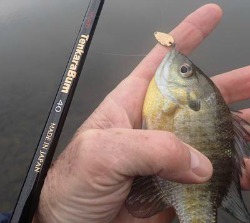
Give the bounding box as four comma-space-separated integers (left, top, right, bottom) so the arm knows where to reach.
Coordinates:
126, 47, 250, 222
164, 100, 234, 222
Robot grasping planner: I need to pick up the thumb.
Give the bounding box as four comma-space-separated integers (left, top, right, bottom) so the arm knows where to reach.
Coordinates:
115, 129, 213, 183
80, 128, 213, 184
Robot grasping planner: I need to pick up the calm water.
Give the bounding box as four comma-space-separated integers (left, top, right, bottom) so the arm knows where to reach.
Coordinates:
0, 0, 250, 222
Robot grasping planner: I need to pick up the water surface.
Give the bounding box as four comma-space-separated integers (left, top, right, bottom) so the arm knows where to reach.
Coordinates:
0, 1, 250, 222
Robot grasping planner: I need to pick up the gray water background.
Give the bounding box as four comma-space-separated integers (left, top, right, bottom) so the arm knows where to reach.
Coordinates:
0, 0, 250, 222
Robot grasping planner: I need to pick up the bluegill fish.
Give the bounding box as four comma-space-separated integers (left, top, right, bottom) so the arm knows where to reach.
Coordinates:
126, 48, 250, 223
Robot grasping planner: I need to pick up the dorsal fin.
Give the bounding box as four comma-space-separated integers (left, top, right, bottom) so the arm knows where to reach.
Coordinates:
221, 179, 250, 222
221, 113, 250, 222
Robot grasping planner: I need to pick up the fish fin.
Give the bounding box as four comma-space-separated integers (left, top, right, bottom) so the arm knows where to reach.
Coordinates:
125, 176, 169, 218
163, 100, 178, 114
187, 90, 201, 111
221, 180, 250, 222
232, 113, 250, 176
188, 99, 201, 111
232, 113, 250, 146
220, 113, 250, 222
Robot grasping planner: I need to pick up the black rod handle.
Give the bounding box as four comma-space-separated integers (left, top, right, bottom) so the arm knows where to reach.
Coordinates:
9, 1, 105, 222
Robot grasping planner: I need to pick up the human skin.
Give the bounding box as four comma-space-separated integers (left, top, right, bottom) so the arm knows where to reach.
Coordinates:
33, 4, 250, 223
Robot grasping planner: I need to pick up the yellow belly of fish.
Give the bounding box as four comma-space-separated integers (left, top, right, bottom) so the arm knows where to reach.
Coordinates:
143, 78, 176, 131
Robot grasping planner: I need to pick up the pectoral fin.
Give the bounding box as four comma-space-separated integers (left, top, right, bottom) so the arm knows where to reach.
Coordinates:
162, 99, 178, 114
221, 113, 250, 222
188, 99, 201, 111
221, 180, 250, 223
125, 176, 170, 218
187, 91, 201, 111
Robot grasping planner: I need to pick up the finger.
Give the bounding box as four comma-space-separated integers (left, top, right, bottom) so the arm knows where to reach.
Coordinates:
82, 4, 223, 130
212, 66, 250, 104
131, 3, 222, 81
79, 129, 212, 184
112, 4, 222, 114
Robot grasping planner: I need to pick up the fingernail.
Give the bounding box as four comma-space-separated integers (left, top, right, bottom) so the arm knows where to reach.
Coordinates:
189, 148, 212, 179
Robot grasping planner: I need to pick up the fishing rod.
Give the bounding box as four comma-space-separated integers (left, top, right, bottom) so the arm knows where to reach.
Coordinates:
9, 0, 105, 222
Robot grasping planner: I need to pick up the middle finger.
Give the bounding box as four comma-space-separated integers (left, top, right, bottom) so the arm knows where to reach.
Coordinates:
212, 66, 250, 104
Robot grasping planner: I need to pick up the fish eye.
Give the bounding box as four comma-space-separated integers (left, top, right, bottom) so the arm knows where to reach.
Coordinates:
180, 63, 193, 78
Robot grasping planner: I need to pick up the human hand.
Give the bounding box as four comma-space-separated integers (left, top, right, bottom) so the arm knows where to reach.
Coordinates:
33, 4, 250, 223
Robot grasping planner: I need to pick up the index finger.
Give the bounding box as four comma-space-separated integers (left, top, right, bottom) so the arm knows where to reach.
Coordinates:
109, 4, 223, 128
212, 66, 250, 104
131, 4, 223, 81
81, 4, 223, 131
